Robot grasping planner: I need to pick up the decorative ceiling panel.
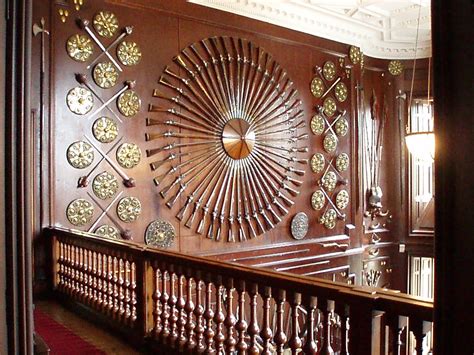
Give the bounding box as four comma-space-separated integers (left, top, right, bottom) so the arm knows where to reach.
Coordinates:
188, 0, 431, 59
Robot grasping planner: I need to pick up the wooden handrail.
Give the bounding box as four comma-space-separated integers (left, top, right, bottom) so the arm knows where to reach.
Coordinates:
46, 227, 433, 354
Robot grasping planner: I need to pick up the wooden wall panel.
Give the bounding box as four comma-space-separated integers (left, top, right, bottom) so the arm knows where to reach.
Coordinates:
30, 0, 419, 291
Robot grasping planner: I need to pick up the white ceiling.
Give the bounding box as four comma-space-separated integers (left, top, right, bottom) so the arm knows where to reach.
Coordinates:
189, 0, 432, 59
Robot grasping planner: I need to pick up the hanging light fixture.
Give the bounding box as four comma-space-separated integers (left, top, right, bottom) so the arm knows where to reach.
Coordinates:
405, 1, 435, 162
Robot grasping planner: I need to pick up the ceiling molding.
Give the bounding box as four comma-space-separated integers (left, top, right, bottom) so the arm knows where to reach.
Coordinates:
188, 0, 432, 59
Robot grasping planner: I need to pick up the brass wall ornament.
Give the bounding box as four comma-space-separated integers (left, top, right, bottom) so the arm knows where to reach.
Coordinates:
117, 90, 141, 117
323, 133, 338, 153
321, 171, 337, 192
290, 212, 309, 240
116, 143, 141, 169
67, 141, 94, 169
310, 153, 325, 173
117, 41, 142, 66
67, 198, 94, 226
93, 11, 119, 38
310, 77, 325, 98
336, 153, 349, 172
334, 82, 348, 102
93, 62, 119, 89
349, 46, 361, 65
335, 117, 349, 137
66, 34, 94, 62
323, 97, 337, 117
322, 61, 337, 81
388, 60, 404, 76
92, 117, 118, 143
147, 36, 306, 241
311, 190, 325, 210
336, 189, 349, 210
320, 208, 337, 229
92, 171, 119, 200
95, 224, 120, 239
145, 220, 176, 248
117, 196, 141, 223
310, 114, 325, 135
66, 87, 94, 115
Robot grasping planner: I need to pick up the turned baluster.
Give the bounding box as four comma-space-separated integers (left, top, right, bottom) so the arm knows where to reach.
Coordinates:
130, 261, 137, 323
194, 271, 206, 352
184, 269, 196, 351
57, 242, 64, 290
235, 280, 248, 354
203, 273, 215, 354
118, 258, 126, 320
107, 256, 114, 314
411, 318, 431, 355
213, 275, 225, 353
274, 289, 288, 354
100, 254, 109, 312
70, 245, 76, 297
335, 303, 349, 355
91, 250, 98, 308
261, 286, 273, 355
80, 248, 86, 303
168, 264, 179, 347
247, 283, 260, 355
66, 244, 72, 294
320, 299, 335, 355
124, 260, 132, 323
288, 292, 302, 355
153, 266, 162, 338
160, 264, 170, 342
112, 257, 120, 318
176, 266, 187, 349
302, 295, 318, 355
224, 278, 237, 354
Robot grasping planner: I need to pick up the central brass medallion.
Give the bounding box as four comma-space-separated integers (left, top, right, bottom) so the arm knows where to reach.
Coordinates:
222, 118, 255, 160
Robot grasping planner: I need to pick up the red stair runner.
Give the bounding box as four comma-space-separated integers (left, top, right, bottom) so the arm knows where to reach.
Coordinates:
34, 308, 106, 355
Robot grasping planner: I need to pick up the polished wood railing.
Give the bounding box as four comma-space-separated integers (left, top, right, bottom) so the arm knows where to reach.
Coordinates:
46, 227, 433, 354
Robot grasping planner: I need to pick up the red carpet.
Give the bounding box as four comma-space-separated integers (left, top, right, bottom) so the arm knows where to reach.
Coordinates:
34, 308, 106, 355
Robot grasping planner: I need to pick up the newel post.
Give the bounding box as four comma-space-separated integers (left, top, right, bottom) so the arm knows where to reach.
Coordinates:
347, 299, 374, 355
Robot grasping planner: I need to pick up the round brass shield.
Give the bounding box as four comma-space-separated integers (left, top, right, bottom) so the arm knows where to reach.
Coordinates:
66, 34, 94, 62
388, 60, 404, 76
323, 97, 337, 117
310, 153, 325, 173
93, 62, 119, 89
336, 190, 349, 210
321, 171, 337, 192
67, 141, 94, 169
117, 90, 141, 117
95, 225, 120, 239
323, 61, 337, 81
349, 46, 361, 65
117, 196, 141, 223
290, 212, 309, 240
117, 41, 142, 66
334, 82, 348, 102
66, 87, 94, 115
92, 117, 118, 143
311, 190, 325, 210
336, 153, 349, 172
66, 198, 94, 227
310, 77, 325, 98
310, 114, 325, 135
321, 209, 337, 229
335, 118, 349, 137
323, 133, 338, 153
145, 220, 176, 248
93, 11, 119, 38
92, 172, 119, 200
116, 143, 141, 169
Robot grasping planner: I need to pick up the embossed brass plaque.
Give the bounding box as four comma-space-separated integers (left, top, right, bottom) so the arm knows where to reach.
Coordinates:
336, 153, 349, 172
310, 153, 325, 173
335, 117, 349, 137
117, 196, 141, 223
92, 172, 119, 200
311, 190, 325, 210
388, 60, 404, 76
323, 61, 337, 81
310, 114, 325, 135
66, 87, 94, 115
310, 77, 325, 98
290, 212, 309, 240
323, 133, 338, 153
117, 41, 142, 66
116, 143, 141, 169
336, 189, 349, 210
92, 117, 118, 143
93, 11, 119, 38
349, 46, 361, 65
334, 82, 348, 102
93, 62, 119, 89
322, 171, 337, 192
95, 224, 120, 239
323, 97, 337, 117
321, 209, 337, 229
117, 90, 141, 117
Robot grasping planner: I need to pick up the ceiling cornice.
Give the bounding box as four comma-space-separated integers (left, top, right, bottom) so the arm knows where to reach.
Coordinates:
189, 0, 432, 60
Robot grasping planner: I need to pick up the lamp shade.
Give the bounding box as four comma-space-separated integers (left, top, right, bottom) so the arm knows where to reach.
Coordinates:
405, 131, 435, 162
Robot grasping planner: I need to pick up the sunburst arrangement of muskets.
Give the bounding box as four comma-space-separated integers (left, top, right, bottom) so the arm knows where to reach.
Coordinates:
146, 36, 307, 242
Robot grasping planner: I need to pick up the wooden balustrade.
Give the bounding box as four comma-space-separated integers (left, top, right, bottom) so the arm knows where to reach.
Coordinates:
47, 227, 433, 354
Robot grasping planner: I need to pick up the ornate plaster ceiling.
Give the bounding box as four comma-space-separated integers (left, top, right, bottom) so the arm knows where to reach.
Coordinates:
189, 0, 432, 59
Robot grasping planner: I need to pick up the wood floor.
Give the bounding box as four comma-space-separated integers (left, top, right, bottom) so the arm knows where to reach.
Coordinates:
35, 300, 141, 355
